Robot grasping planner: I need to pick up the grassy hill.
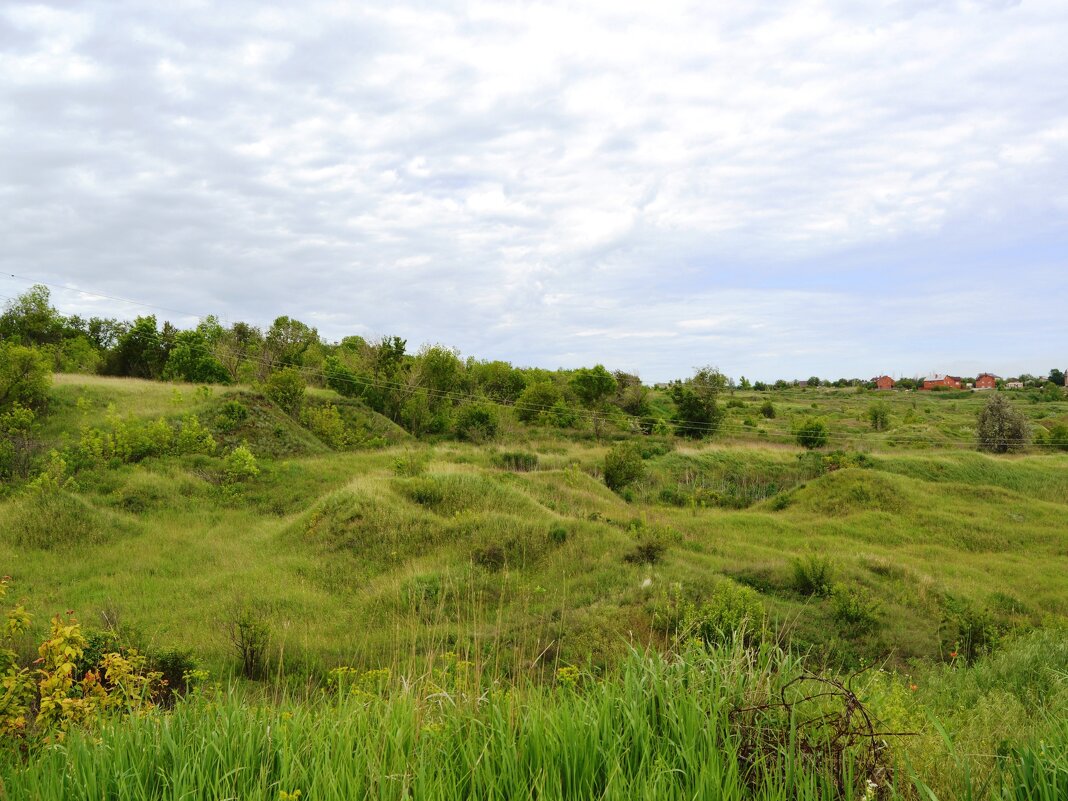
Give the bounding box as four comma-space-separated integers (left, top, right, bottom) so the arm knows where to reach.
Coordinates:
4, 375, 1066, 675
3, 374, 1068, 799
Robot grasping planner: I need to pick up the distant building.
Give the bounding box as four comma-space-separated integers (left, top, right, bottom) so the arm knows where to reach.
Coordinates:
921, 375, 962, 390
875, 376, 895, 390
1005, 381, 1024, 390
975, 373, 999, 390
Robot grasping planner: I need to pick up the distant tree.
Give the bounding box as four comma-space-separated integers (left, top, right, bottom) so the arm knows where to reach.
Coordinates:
470, 360, 527, 403
105, 315, 168, 379
975, 393, 1029, 453
738, 376, 752, 390
265, 367, 306, 414
603, 442, 644, 492
264, 316, 319, 369
515, 381, 564, 423
569, 365, 617, 439
795, 418, 829, 449
669, 366, 726, 438
0, 342, 51, 410
760, 399, 775, 419
323, 355, 363, 398
1049, 368, 1065, 387
454, 402, 498, 442
807, 376, 821, 388
868, 402, 890, 431
0, 285, 65, 347
612, 371, 652, 425
163, 330, 232, 384
1047, 423, 1068, 451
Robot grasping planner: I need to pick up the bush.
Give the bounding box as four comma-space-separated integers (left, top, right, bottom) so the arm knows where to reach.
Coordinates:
976, 393, 1029, 453
0, 342, 51, 411
174, 415, 217, 456
623, 520, 678, 565
795, 418, 829, 449
791, 553, 834, 596
265, 368, 306, 415
868, 402, 890, 431
454, 403, 498, 442
515, 382, 562, 423
547, 524, 568, 545
223, 445, 259, 483
603, 441, 644, 492
830, 583, 880, 632
472, 544, 506, 571
225, 604, 271, 680
1046, 423, 1068, 452
760, 400, 776, 419
392, 450, 429, 477
685, 582, 765, 645
302, 403, 349, 448
215, 400, 249, 432
492, 450, 539, 472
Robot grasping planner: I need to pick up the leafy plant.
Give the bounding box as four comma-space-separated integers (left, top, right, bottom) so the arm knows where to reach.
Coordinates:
603, 441, 644, 492
791, 553, 834, 596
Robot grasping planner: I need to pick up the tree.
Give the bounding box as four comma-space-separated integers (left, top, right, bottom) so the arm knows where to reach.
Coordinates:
868, 402, 890, 431
1047, 424, 1068, 452
760, 400, 775, 419
105, 316, 168, 378
738, 376, 752, 390
162, 330, 232, 384
515, 381, 563, 423
0, 343, 51, 410
795, 418, 828, 449
0, 285, 65, 347
668, 366, 726, 438
603, 441, 644, 492
454, 402, 498, 442
976, 393, 1028, 453
569, 365, 617, 439
265, 367, 306, 415
264, 316, 319, 369
1049, 368, 1065, 388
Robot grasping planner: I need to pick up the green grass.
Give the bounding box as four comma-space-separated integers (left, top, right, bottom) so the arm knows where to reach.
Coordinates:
3, 376, 1068, 797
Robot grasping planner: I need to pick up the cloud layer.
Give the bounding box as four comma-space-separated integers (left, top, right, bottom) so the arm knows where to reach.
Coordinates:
2, 0, 1067, 381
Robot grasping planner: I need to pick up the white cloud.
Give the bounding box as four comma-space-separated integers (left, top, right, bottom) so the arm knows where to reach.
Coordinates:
0, 0, 1066, 380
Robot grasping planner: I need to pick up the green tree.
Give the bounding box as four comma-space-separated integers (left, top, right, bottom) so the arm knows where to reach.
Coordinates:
976, 393, 1029, 453
105, 316, 168, 378
868, 402, 890, 431
603, 441, 644, 492
265, 367, 306, 414
515, 381, 563, 423
1049, 368, 1065, 387
163, 330, 232, 384
759, 400, 775, 419
0, 342, 52, 410
264, 316, 319, 369
1047, 424, 1068, 451
569, 365, 617, 439
0, 285, 65, 347
668, 366, 726, 438
454, 402, 498, 442
795, 418, 829, 449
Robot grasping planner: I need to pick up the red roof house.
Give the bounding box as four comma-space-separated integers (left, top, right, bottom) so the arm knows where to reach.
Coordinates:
875, 376, 895, 390
975, 373, 998, 390
922, 375, 962, 391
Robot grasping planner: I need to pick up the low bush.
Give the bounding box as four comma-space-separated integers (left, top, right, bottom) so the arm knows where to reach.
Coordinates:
604, 441, 644, 492
830, 582, 880, 632
454, 403, 499, 442
791, 553, 834, 596
492, 450, 539, 472
795, 418, 829, 449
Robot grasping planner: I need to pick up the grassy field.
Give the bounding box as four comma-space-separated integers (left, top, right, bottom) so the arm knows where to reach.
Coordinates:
2, 375, 1067, 798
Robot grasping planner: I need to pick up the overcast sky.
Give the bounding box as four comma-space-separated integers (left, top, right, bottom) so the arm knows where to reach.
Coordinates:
2, 1, 1066, 382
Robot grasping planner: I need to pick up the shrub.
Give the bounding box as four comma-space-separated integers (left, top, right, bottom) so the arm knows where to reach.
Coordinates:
603, 441, 644, 492
215, 400, 249, 432
795, 418, 828, 449
472, 544, 506, 571
174, 415, 217, 456
265, 368, 306, 415
791, 553, 834, 596
685, 582, 765, 646
623, 520, 678, 565
454, 403, 498, 442
225, 604, 271, 680
868, 402, 890, 431
547, 524, 568, 545
302, 403, 349, 448
0, 342, 51, 411
830, 583, 880, 632
0, 402, 40, 480
392, 450, 429, 476
760, 400, 776, 419
976, 393, 1029, 453
515, 382, 562, 423
223, 445, 259, 483
1046, 423, 1068, 451
492, 450, 539, 472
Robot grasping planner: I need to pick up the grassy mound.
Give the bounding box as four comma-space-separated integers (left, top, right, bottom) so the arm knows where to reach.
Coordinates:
2, 489, 139, 549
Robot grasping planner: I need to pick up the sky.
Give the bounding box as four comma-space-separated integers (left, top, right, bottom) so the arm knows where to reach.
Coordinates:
1, 0, 1067, 383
